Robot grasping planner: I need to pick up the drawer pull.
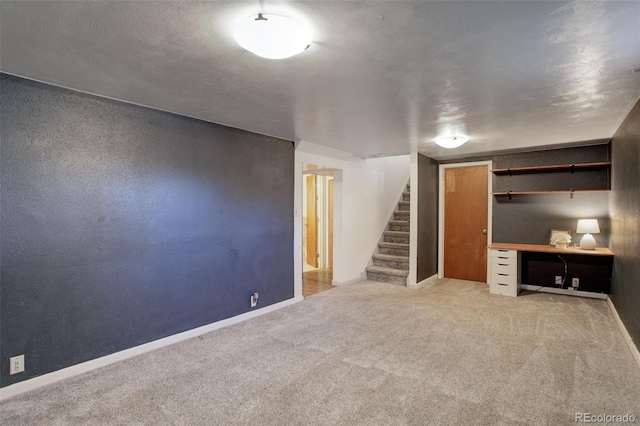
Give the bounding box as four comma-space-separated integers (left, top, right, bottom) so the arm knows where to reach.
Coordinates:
498, 263, 509, 266
498, 283, 509, 286
498, 256, 509, 259
498, 273, 508, 276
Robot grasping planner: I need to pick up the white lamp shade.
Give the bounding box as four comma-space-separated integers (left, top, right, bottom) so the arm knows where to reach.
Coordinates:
434, 136, 468, 149
233, 14, 311, 59
576, 219, 600, 234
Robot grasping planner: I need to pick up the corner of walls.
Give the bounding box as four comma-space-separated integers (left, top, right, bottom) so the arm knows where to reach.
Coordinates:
609, 97, 640, 349
408, 153, 419, 286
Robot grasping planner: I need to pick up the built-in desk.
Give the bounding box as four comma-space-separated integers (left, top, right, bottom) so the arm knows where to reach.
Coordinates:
487, 243, 613, 299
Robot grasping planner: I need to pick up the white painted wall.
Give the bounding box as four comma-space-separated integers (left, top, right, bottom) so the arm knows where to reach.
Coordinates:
336, 155, 410, 284
294, 142, 410, 291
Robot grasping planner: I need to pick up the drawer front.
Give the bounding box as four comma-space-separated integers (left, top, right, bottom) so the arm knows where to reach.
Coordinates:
492, 262, 517, 275
490, 274, 518, 297
491, 249, 517, 260
492, 255, 516, 266
491, 271, 517, 285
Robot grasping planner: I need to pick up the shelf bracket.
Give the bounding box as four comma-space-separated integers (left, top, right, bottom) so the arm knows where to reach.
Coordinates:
570, 187, 575, 199
508, 190, 512, 200
571, 164, 575, 174
508, 168, 512, 177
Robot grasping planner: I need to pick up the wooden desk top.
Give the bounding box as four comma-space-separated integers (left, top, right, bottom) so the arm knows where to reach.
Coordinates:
488, 243, 613, 257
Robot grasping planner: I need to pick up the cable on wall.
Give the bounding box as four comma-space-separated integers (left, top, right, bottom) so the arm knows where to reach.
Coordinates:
557, 254, 568, 288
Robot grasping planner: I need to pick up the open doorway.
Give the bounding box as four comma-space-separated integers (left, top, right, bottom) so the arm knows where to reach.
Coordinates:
302, 165, 334, 296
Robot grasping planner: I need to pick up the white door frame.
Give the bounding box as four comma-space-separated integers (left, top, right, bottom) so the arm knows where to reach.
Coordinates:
295, 152, 348, 299
438, 160, 493, 279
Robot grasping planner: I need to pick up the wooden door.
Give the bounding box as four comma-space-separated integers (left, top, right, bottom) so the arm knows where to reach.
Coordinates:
306, 175, 318, 268
444, 166, 488, 282
328, 179, 334, 271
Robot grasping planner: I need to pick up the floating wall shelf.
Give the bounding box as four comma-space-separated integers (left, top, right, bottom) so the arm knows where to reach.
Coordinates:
493, 189, 611, 196
492, 160, 611, 199
491, 161, 611, 175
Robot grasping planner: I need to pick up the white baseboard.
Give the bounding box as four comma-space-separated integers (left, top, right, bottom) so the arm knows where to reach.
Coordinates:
0, 296, 303, 401
520, 284, 607, 300
607, 296, 640, 371
332, 276, 362, 286
408, 274, 438, 289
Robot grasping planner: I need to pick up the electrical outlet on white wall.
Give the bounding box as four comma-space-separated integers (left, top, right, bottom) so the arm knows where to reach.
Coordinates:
10, 354, 25, 375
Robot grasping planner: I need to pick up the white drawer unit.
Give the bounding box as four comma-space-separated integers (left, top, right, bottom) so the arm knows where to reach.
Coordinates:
488, 249, 519, 297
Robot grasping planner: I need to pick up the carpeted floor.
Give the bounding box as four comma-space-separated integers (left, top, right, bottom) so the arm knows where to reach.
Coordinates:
2, 279, 639, 425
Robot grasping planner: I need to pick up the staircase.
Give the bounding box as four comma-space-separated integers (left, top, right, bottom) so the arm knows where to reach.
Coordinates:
365, 183, 410, 285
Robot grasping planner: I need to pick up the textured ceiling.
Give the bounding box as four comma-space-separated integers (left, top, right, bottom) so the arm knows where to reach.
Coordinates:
1, 1, 639, 160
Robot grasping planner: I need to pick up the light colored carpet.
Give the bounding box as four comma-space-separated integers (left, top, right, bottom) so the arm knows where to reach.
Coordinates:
2, 279, 639, 425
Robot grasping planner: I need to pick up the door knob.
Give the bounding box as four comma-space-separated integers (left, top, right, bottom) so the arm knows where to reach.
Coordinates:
482, 229, 487, 235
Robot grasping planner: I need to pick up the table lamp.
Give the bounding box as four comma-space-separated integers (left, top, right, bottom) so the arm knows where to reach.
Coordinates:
577, 219, 600, 250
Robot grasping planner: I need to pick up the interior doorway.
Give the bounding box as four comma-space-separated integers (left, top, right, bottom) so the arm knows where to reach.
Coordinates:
438, 161, 492, 283
302, 165, 334, 296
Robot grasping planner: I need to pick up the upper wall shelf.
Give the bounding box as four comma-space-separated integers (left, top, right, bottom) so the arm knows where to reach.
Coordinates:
492, 189, 611, 196
491, 161, 611, 175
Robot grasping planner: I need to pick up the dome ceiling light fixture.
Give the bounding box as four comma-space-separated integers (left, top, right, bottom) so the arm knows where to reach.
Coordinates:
434, 135, 469, 149
233, 13, 311, 59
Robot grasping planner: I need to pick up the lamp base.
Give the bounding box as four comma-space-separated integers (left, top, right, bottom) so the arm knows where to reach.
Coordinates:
580, 233, 596, 250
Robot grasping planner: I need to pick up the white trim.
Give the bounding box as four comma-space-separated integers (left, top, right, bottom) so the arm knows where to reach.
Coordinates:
295, 147, 350, 298
408, 153, 419, 287
332, 276, 362, 286
0, 296, 303, 401
438, 161, 493, 279
607, 296, 640, 371
520, 284, 607, 300
408, 274, 438, 289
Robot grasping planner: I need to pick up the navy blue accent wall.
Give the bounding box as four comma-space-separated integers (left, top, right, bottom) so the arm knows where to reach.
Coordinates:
417, 154, 438, 281
0, 74, 294, 387
610, 98, 640, 346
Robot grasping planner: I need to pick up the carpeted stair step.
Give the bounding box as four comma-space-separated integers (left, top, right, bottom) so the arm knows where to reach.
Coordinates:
366, 265, 409, 285
388, 220, 409, 232
384, 231, 409, 244
394, 210, 409, 221
398, 201, 410, 211
365, 180, 411, 286
372, 253, 409, 270
378, 242, 409, 256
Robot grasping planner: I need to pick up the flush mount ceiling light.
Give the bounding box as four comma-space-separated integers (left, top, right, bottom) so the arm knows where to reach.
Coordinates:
233, 13, 311, 59
434, 135, 468, 149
